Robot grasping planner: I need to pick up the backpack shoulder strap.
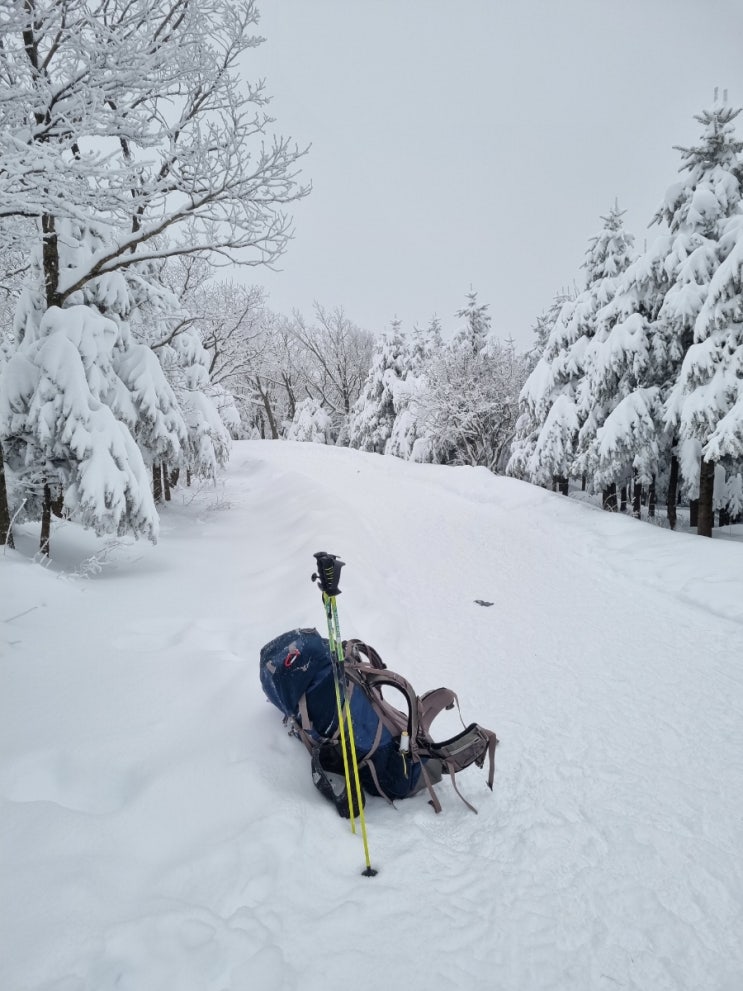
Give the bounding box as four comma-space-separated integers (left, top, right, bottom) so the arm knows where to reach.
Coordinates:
344, 639, 386, 669
418, 687, 461, 737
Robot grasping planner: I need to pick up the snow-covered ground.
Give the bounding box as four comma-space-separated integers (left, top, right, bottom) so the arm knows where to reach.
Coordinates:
2, 440, 742, 991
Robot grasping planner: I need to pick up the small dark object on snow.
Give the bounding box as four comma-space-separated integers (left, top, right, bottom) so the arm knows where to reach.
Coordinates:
474, 599, 494, 607
260, 628, 498, 815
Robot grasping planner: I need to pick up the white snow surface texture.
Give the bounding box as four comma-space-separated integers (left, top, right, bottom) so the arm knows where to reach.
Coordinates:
2, 440, 742, 991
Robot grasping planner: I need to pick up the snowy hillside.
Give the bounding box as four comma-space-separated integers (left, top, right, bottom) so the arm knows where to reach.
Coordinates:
2, 440, 742, 991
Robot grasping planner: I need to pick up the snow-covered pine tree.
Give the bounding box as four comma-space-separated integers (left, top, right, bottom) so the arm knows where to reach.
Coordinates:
511, 207, 635, 494
580, 108, 743, 529
507, 290, 574, 481
578, 250, 665, 514
135, 261, 233, 488
524, 393, 579, 490
454, 288, 491, 357
285, 398, 333, 444
659, 104, 743, 534
83, 242, 192, 482
524, 289, 573, 374
590, 387, 662, 513
584, 203, 637, 286
159, 319, 232, 486
521, 294, 581, 491
552, 209, 634, 506
410, 315, 444, 369
347, 323, 410, 454
385, 316, 443, 462
0, 223, 191, 547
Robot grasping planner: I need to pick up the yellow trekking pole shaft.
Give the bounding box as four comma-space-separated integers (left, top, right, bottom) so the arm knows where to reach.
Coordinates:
343, 693, 374, 871
331, 661, 358, 833
312, 552, 377, 876
328, 594, 376, 877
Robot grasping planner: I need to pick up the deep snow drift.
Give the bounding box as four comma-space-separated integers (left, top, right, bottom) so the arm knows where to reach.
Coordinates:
2, 440, 742, 991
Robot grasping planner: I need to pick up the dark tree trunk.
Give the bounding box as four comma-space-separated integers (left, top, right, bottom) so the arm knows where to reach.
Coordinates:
51, 490, 64, 518
632, 478, 642, 519
40, 482, 52, 556
689, 499, 699, 528
719, 506, 730, 527
602, 483, 617, 511
555, 476, 568, 496
42, 214, 63, 308
254, 376, 279, 439
153, 462, 163, 503
282, 372, 297, 422
648, 476, 656, 518
262, 395, 279, 439
0, 445, 14, 549
581, 474, 586, 492
697, 457, 715, 537
620, 486, 627, 513
169, 467, 180, 489
163, 464, 172, 502
667, 452, 679, 531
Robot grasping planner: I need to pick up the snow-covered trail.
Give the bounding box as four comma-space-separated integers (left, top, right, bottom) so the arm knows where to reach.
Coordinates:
2, 440, 742, 991
238, 442, 743, 990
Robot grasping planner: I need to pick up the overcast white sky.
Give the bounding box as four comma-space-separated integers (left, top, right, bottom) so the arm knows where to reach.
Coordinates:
249, 0, 743, 347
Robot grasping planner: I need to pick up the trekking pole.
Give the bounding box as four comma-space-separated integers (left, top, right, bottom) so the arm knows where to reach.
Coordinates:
318, 566, 356, 834
312, 552, 377, 877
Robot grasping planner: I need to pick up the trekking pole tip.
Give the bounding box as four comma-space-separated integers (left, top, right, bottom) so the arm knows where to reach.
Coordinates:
361, 866, 378, 877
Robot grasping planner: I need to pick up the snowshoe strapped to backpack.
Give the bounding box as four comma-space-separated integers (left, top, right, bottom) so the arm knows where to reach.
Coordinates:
259, 628, 498, 815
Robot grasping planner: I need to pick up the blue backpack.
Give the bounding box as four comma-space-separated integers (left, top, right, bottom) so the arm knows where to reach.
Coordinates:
259, 627, 498, 815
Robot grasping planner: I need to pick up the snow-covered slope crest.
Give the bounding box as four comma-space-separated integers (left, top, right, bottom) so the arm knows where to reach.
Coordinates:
1, 440, 742, 991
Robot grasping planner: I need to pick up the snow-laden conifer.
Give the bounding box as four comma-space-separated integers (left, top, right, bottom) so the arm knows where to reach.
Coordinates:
385, 317, 443, 461
285, 398, 333, 444
0, 224, 192, 544
0, 301, 158, 544
507, 292, 572, 480
510, 206, 634, 489
579, 105, 743, 529
347, 325, 410, 454
658, 105, 743, 533
669, 209, 743, 464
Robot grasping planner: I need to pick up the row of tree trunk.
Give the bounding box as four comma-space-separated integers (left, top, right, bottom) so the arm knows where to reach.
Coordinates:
152, 463, 183, 504
0, 452, 187, 554
555, 453, 739, 537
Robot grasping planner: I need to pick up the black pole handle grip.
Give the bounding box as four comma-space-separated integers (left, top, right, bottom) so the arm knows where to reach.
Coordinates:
312, 551, 345, 596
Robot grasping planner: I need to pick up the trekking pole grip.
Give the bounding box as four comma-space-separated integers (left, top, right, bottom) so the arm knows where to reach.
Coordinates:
312, 551, 344, 596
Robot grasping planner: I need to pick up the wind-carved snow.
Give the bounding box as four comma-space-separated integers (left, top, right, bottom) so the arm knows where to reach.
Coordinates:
1, 440, 742, 991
